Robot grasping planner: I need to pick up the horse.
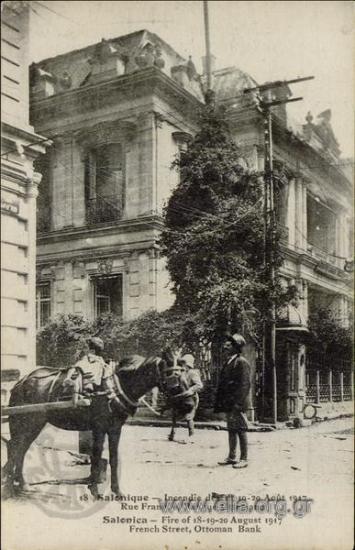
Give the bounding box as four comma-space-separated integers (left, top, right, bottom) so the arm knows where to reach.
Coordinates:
2, 352, 173, 499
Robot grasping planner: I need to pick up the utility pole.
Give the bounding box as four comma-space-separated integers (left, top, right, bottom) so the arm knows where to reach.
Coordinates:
244, 76, 314, 424
203, 0, 212, 91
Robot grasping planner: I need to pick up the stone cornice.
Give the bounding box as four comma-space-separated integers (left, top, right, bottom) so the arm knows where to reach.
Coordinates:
228, 107, 261, 127
1, 164, 30, 187
282, 245, 350, 283
36, 240, 160, 266
272, 119, 352, 194
1, 122, 50, 155
30, 67, 202, 126
74, 119, 137, 148
37, 214, 165, 245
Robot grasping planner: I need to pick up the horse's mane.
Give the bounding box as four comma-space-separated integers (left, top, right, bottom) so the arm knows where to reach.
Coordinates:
117, 349, 173, 373
117, 355, 157, 373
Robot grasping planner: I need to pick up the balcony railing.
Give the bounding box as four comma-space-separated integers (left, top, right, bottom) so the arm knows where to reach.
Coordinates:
86, 195, 122, 225
307, 244, 342, 269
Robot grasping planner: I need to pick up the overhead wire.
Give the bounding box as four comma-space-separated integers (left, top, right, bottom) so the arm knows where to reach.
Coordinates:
35, 142, 265, 236
32, 1, 82, 26
35, 148, 350, 265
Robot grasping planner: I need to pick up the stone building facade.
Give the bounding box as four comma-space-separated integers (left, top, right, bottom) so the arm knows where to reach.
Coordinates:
30, 31, 203, 325
215, 73, 353, 419
30, 30, 352, 421
1, 2, 48, 403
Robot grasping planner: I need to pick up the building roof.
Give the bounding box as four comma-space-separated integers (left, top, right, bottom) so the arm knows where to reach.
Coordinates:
31, 30, 349, 176
212, 66, 258, 103
31, 29, 188, 92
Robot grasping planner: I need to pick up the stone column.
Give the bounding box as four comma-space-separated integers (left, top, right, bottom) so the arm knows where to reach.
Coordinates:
52, 136, 73, 230
287, 178, 296, 248
338, 215, 349, 263
152, 113, 164, 216
26, 172, 41, 372
72, 140, 86, 227
148, 248, 158, 310
302, 182, 308, 251
301, 279, 308, 324
295, 179, 305, 251
64, 133, 74, 227
138, 112, 154, 216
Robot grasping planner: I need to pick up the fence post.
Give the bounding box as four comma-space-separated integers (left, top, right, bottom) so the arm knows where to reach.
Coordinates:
316, 370, 320, 404
340, 372, 344, 402
329, 370, 333, 402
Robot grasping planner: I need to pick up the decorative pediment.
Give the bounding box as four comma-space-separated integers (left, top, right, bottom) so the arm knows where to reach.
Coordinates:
172, 131, 193, 144
134, 41, 165, 70
75, 119, 137, 150
98, 258, 114, 275
170, 56, 204, 100
36, 264, 57, 281
87, 39, 126, 84
302, 109, 341, 158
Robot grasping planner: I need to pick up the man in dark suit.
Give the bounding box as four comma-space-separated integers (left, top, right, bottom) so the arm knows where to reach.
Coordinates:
214, 334, 251, 468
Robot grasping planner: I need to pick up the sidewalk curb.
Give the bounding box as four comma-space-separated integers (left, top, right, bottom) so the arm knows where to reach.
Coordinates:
126, 418, 276, 432
127, 413, 354, 431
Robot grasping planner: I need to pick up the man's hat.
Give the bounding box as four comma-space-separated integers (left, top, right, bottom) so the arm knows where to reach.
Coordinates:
230, 334, 246, 348
181, 354, 195, 369
88, 336, 104, 351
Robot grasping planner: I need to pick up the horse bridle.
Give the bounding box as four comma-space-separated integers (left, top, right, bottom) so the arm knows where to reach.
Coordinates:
155, 357, 188, 397
108, 357, 170, 415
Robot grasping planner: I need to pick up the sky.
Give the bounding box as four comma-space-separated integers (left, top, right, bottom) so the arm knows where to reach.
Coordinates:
29, 1, 354, 157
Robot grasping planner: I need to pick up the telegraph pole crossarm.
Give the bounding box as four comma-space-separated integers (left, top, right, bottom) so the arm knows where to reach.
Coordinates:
243, 75, 314, 95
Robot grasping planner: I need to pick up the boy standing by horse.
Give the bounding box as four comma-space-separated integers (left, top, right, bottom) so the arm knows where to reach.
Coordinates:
167, 353, 203, 440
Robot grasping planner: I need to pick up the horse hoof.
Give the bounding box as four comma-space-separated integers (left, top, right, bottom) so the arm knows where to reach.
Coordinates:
111, 487, 124, 498
168, 435, 174, 441
1, 482, 15, 499
88, 484, 100, 500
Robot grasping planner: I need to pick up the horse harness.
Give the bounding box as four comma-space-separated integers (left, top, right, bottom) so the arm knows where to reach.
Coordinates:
10, 358, 173, 416
105, 356, 169, 416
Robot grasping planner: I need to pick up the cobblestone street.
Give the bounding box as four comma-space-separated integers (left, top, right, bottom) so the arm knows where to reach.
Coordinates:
2, 417, 353, 550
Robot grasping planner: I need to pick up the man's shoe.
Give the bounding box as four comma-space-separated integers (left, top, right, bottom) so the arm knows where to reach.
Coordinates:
233, 460, 248, 469
218, 458, 237, 466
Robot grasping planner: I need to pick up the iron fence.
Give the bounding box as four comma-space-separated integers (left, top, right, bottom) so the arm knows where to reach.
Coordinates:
306, 369, 353, 403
